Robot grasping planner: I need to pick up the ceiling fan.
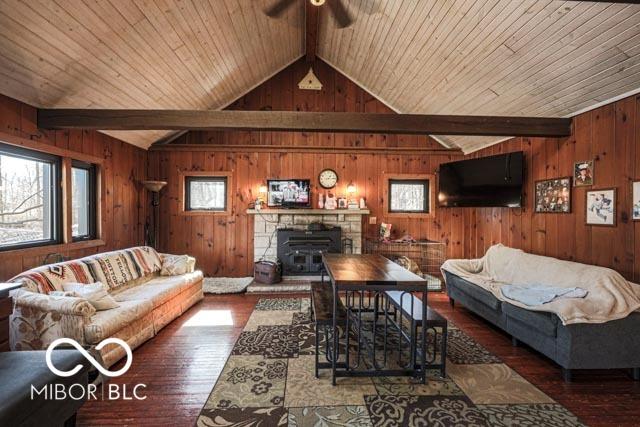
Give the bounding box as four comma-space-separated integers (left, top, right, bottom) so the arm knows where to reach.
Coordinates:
265, 0, 353, 28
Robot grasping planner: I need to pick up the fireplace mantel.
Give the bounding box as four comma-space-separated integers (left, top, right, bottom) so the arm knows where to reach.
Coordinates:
246, 208, 370, 215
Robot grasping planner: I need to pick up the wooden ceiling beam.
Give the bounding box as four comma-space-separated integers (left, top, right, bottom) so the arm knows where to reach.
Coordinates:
305, 1, 319, 62
37, 109, 572, 139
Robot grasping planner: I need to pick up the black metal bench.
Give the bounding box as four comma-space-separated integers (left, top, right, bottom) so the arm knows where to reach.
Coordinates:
385, 290, 448, 377
311, 282, 347, 378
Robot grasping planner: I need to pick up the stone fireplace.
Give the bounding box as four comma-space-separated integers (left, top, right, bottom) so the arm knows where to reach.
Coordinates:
247, 209, 370, 268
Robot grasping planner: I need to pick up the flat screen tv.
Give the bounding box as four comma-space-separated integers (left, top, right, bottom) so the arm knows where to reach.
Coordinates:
267, 179, 311, 208
438, 152, 524, 208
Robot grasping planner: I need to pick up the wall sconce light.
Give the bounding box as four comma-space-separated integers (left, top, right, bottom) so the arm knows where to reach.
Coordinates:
346, 182, 357, 195
256, 184, 268, 210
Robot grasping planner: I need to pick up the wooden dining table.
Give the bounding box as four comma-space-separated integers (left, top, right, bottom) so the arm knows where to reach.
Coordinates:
321, 253, 429, 385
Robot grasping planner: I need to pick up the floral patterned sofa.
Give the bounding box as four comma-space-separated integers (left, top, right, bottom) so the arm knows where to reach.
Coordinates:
8, 246, 203, 367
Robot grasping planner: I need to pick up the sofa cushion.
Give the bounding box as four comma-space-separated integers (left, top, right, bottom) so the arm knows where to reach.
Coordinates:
503, 302, 558, 337
447, 272, 500, 310
84, 299, 153, 344
112, 282, 184, 309
144, 270, 203, 290
81, 252, 141, 291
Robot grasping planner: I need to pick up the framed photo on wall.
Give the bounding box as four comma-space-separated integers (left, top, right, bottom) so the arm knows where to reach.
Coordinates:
586, 188, 616, 226
633, 181, 640, 221
574, 160, 594, 186
534, 177, 571, 213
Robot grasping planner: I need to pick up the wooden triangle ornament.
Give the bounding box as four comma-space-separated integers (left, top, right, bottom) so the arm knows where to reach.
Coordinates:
298, 67, 323, 91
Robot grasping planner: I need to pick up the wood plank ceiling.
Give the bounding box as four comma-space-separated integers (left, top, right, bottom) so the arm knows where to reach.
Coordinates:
0, 1, 639, 152
318, 0, 640, 152
0, 0, 304, 148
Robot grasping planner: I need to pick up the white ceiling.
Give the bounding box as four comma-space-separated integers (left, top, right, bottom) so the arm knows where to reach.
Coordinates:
0, 0, 639, 152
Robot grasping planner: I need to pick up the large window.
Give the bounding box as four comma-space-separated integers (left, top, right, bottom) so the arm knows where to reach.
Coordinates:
389, 179, 430, 213
185, 176, 227, 211
0, 143, 62, 250
72, 161, 97, 240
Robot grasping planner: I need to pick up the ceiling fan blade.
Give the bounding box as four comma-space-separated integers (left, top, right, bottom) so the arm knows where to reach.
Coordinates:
327, 0, 353, 28
265, 0, 297, 18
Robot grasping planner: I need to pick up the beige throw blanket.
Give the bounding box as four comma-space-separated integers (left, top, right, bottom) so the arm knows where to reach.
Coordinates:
442, 244, 640, 325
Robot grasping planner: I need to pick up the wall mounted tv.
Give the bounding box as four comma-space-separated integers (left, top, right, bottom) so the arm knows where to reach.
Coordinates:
438, 152, 524, 208
267, 179, 311, 208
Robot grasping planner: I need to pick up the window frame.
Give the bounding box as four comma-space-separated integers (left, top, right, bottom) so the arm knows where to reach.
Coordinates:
383, 173, 436, 218
388, 179, 430, 214
0, 142, 63, 251
181, 171, 233, 215
71, 160, 97, 242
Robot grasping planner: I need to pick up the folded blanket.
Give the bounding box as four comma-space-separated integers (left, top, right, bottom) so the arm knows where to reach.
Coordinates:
442, 244, 640, 325
501, 285, 588, 307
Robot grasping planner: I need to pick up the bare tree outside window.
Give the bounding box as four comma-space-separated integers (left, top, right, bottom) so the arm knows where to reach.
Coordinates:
0, 152, 54, 247
389, 180, 429, 213
186, 177, 227, 211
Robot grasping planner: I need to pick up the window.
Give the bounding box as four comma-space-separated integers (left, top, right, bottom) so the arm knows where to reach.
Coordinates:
0, 143, 62, 250
389, 179, 429, 213
71, 160, 97, 240
185, 176, 227, 211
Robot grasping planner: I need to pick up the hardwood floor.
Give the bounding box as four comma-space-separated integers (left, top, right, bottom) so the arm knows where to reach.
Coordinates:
77, 292, 640, 426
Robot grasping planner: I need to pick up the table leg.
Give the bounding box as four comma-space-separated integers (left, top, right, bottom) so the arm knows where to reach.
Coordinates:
421, 289, 427, 384
332, 283, 338, 386
441, 323, 448, 378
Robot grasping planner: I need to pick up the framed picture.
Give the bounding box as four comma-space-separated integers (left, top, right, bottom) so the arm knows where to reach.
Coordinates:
574, 160, 594, 186
633, 181, 640, 221
586, 188, 616, 226
337, 197, 348, 209
534, 177, 571, 213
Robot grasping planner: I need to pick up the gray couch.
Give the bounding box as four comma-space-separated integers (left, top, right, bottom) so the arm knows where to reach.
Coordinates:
445, 271, 640, 382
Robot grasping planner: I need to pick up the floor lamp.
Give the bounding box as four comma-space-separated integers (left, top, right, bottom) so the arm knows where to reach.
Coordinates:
142, 180, 167, 249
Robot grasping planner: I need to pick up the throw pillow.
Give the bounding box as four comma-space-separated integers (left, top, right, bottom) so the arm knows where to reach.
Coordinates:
62, 282, 119, 311
48, 291, 79, 297
161, 254, 191, 276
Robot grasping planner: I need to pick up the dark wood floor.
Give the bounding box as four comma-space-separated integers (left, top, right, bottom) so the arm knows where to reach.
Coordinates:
77, 292, 640, 426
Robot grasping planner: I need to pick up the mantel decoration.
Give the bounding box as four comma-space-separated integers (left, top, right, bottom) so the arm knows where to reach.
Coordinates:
142, 180, 168, 248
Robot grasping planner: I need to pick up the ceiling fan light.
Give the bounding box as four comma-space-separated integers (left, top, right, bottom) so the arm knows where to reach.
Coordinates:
310, 0, 325, 6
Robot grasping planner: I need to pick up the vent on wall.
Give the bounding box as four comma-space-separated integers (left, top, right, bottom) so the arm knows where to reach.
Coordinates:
298, 67, 323, 91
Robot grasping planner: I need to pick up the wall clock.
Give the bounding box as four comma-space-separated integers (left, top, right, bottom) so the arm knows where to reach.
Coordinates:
319, 169, 338, 189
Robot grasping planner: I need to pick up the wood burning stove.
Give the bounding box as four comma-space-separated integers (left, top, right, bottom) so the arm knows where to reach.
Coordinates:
277, 227, 342, 275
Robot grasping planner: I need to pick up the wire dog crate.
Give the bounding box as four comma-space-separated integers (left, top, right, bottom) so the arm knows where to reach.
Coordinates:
364, 238, 446, 291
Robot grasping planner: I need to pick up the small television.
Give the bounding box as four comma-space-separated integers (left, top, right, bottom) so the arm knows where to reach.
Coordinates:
438, 152, 524, 208
267, 179, 311, 208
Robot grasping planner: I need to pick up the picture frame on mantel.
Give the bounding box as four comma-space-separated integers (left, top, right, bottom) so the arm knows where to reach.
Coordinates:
632, 181, 640, 221
586, 188, 616, 226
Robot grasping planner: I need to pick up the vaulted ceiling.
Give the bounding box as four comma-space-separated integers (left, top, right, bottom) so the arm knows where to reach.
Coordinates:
0, 0, 639, 153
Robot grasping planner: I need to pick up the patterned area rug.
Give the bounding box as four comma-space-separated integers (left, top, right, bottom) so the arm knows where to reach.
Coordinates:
203, 277, 254, 294
197, 297, 584, 426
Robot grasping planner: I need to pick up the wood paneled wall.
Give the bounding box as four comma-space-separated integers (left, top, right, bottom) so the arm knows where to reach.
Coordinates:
463, 94, 640, 282
149, 60, 464, 277
0, 94, 147, 280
